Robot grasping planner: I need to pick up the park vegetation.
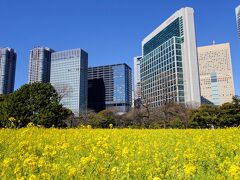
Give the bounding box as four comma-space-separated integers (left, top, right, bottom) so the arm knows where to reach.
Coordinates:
0, 83, 72, 128
74, 97, 240, 129
0, 82, 239, 129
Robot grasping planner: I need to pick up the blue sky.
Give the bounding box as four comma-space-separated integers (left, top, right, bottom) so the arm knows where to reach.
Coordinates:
0, 0, 240, 95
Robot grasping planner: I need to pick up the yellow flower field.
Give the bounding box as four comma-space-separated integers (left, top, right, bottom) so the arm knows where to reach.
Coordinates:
0, 128, 240, 179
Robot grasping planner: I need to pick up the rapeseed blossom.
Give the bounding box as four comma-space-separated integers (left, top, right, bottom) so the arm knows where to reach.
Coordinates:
0, 128, 239, 179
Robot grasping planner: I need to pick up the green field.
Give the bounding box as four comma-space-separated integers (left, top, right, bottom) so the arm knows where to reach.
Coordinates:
0, 128, 240, 179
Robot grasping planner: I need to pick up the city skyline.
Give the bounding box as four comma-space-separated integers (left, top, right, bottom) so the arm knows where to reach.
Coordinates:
0, 0, 240, 95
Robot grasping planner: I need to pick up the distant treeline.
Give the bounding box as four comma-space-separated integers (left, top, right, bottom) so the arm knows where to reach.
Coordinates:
75, 97, 240, 129
0, 83, 239, 129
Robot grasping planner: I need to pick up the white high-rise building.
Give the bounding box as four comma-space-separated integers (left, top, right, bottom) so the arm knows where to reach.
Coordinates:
141, 7, 201, 108
198, 43, 235, 105
236, 5, 240, 38
134, 56, 142, 100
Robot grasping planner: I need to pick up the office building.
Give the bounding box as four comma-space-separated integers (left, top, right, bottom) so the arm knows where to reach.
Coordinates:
198, 43, 235, 105
131, 90, 135, 107
28, 47, 54, 83
140, 7, 201, 108
50, 48, 88, 115
0, 48, 16, 94
88, 63, 132, 113
134, 56, 142, 100
236, 5, 240, 38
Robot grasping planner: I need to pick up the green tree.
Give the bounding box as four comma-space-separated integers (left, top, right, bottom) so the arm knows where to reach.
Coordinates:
97, 109, 116, 128
218, 98, 240, 127
0, 83, 72, 128
190, 105, 219, 128
0, 94, 7, 127
190, 97, 240, 128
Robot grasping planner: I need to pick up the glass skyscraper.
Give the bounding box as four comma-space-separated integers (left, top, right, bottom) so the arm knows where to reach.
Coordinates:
141, 7, 201, 108
88, 63, 132, 113
0, 48, 17, 94
236, 5, 240, 38
28, 47, 54, 83
50, 48, 88, 115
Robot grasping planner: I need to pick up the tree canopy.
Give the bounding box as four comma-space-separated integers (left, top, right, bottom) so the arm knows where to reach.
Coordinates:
0, 83, 72, 128
190, 97, 240, 128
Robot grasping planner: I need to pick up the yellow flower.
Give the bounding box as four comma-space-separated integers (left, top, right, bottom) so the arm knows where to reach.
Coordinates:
29, 174, 38, 180
96, 167, 105, 174
68, 167, 77, 177
111, 167, 118, 174
27, 122, 35, 128
9, 117, 16, 122
80, 155, 96, 167
14, 164, 22, 175
228, 165, 240, 178
16, 176, 25, 180
3, 157, 14, 167
87, 125, 92, 129
122, 147, 129, 157
184, 164, 197, 176
23, 155, 39, 171
40, 173, 51, 179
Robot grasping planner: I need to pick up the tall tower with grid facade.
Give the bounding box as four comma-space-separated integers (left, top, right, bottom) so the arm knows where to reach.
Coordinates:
236, 5, 240, 38
0, 48, 17, 94
134, 56, 142, 101
140, 7, 201, 108
88, 63, 132, 113
198, 43, 235, 105
50, 48, 88, 116
28, 47, 54, 83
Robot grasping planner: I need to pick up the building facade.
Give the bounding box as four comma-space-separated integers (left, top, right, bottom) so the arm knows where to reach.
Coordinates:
198, 43, 235, 105
88, 63, 132, 113
0, 48, 17, 94
140, 7, 201, 108
236, 5, 240, 38
28, 47, 54, 83
50, 49, 88, 115
134, 56, 142, 100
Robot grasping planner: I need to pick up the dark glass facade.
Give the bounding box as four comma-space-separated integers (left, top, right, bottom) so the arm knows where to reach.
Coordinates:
88, 78, 106, 112
143, 18, 183, 56
88, 64, 132, 113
